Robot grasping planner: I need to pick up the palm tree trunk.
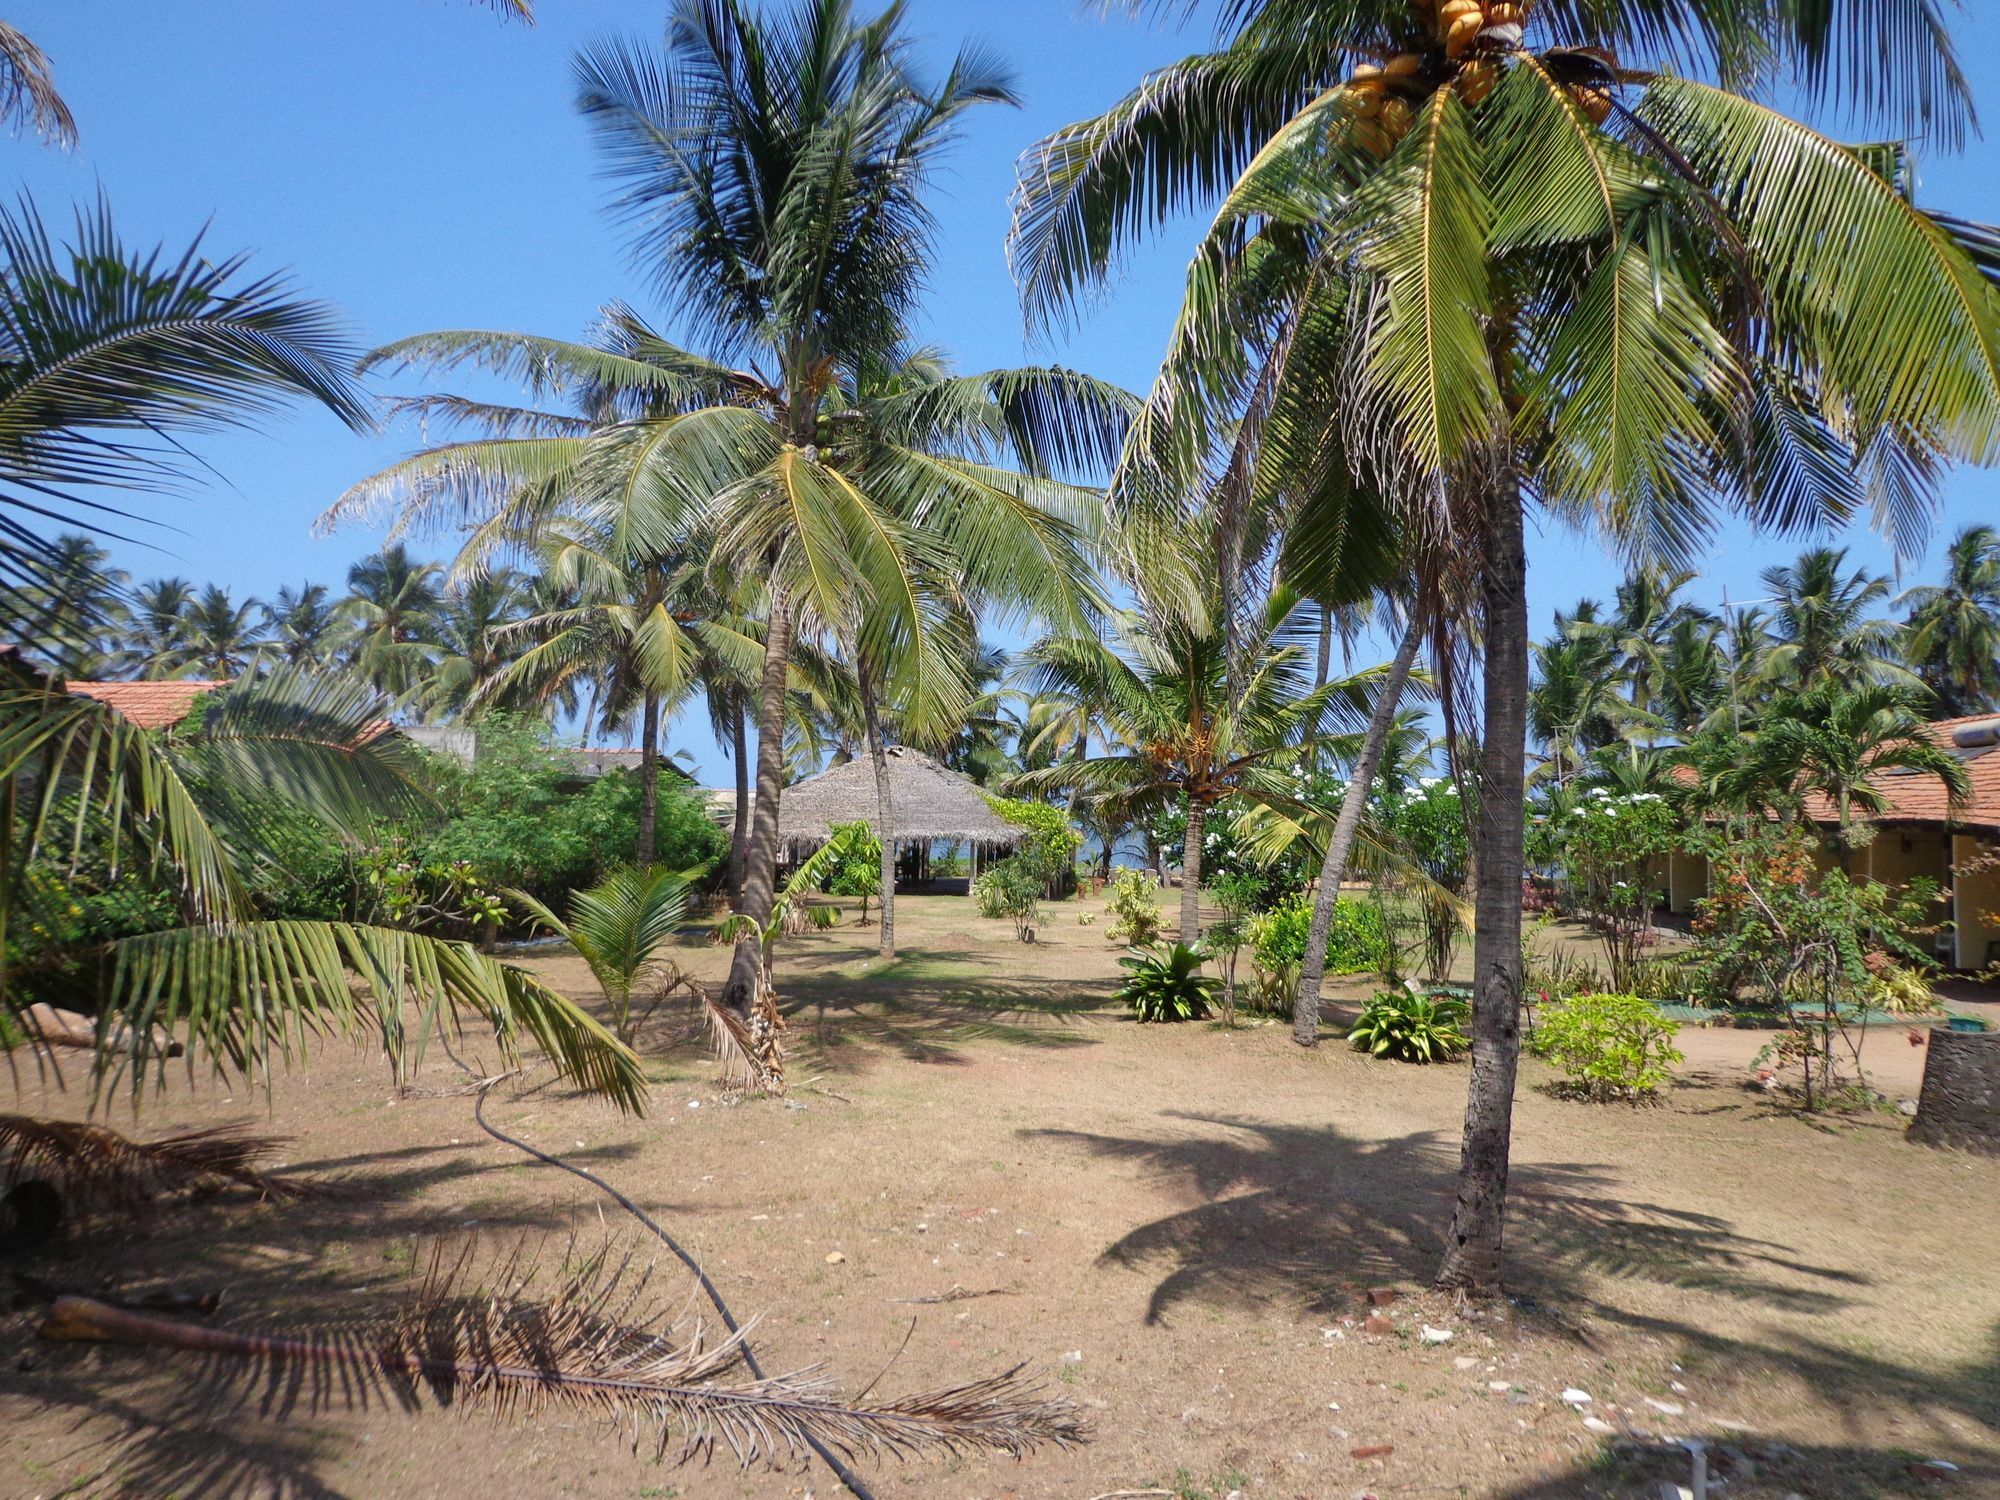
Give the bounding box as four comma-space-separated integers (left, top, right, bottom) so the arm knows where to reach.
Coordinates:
723, 590, 794, 1020
1294, 613, 1425, 1047
635, 689, 661, 867
1437, 475, 1530, 1295
729, 688, 750, 906
1180, 799, 1205, 943
858, 657, 896, 959
1316, 604, 1334, 692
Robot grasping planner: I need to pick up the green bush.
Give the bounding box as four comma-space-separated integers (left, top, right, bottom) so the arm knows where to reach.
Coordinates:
1347, 988, 1469, 1063
1528, 991, 1683, 1103
1249, 893, 1385, 975
984, 795, 1082, 894
1105, 867, 1164, 944
1118, 942, 1218, 1023
973, 854, 1045, 940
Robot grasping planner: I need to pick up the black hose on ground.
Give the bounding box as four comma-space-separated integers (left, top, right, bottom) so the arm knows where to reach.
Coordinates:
467, 1085, 881, 1500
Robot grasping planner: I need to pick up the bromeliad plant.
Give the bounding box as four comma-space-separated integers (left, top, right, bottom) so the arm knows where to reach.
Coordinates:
1348, 989, 1470, 1064
1118, 942, 1219, 1023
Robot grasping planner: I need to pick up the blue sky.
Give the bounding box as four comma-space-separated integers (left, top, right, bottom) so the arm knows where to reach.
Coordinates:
18, 1, 2000, 780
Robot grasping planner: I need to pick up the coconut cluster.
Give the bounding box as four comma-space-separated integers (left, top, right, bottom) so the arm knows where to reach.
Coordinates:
1342, 1, 1609, 156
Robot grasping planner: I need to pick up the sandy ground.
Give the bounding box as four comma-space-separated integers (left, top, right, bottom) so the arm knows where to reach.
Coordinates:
2, 894, 1995, 1500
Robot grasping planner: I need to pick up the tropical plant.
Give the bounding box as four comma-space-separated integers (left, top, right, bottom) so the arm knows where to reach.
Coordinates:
262, 582, 343, 670
0, 670, 643, 1111
1348, 989, 1469, 1064
1013, 0, 1997, 1291
1019, 587, 1380, 942
512, 863, 706, 1041
1547, 787, 1677, 989
1759, 547, 1919, 695
117, 577, 198, 679
1899, 524, 2000, 715
972, 853, 1048, 942
1528, 991, 1683, 1103
1118, 941, 1218, 1023
1103, 867, 1163, 945
823, 819, 883, 924
0, 200, 366, 615
18, 534, 127, 676
179, 585, 264, 677
339, 545, 443, 698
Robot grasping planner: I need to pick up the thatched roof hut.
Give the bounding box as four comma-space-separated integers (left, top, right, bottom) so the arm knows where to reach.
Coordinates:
775, 747, 1024, 867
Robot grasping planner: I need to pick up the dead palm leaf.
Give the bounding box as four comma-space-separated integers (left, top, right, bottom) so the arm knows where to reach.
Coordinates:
0, 1114, 317, 1217
38, 1237, 1087, 1468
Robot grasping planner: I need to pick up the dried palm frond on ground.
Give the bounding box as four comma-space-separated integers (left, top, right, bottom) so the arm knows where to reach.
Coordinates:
37, 1237, 1088, 1469
0, 1115, 317, 1219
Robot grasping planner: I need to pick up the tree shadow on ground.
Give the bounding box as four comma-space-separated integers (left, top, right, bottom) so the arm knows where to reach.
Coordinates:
1029, 1113, 1873, 1326
1028, 1111, 1996, 1477
764, 945, 1121, 1072
1486, 1437, 1999, 1500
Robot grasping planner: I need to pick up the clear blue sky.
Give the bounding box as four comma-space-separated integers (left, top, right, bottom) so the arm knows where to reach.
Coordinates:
19, 1, 2000, 780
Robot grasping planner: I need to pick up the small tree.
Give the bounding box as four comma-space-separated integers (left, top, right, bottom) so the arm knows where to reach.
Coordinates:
1688, 826, 1940, 1110
1548, 789, 1677, 991
823, 820, 883, 923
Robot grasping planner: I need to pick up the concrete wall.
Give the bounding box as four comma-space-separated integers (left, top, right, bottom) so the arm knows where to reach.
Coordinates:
1908, 1029, 2000, 1154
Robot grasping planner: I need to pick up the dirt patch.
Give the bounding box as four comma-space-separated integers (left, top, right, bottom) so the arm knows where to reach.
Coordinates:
3, 894, 1995, 1499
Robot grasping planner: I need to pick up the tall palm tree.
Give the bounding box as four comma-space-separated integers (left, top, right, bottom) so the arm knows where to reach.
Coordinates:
419, 569, 530, 722
1529, 620, 1650, 785
180, 585, 264, 678
1013, 1, 1996, 1292
1017, 587, 1377, 942
1569, 565, 1709, 718
21, 533, 127, 677
120, 577, 196, 679
340, 545, 443, 698
1899, 524, 2000, 715
1760, 546, 1916, 694
262, 582, 342, 670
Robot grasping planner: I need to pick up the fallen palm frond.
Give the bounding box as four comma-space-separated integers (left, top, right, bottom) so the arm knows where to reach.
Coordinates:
38, 1238, 1087, 1468
0, 1114, 318, 1215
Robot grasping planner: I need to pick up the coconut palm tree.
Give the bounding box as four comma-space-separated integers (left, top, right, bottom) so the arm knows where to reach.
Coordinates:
262, 583, 342, 671
418, 569, 530, 722
119, 577, 197, 679
1899, 524, 2000, 715
20, 534, 127, 677
1529, 618, 1652, 785
1017, 586, 1380, 942
1723, 683, 1971, 846
1760, 546, 1916, 694
1012, 1, 1997, 1291
1569, 565, 1709, 718
179, 585, 264, 678
339, 545, 443, 698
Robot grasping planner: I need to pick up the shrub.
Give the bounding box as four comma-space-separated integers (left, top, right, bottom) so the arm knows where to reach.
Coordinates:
1244, 961, 1300, 1017
1529, 992, 1683, 1103
1249, 893, 1385, 975
1118, 942, 1218, 1023
1105, 868, 1164, 944
823, 819, 882, 920
973, 855, 1045, 941
1347, 988, 1469, 1063
984, 796, 1083, 894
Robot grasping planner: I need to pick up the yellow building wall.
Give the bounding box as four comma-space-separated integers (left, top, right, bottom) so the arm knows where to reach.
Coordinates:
1953, 834, 2000, 971
1665, 849, 1707, 914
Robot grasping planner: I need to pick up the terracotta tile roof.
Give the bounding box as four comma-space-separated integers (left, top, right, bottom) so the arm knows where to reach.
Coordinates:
1796, 714, 2000, 831
65, 679, 227, 729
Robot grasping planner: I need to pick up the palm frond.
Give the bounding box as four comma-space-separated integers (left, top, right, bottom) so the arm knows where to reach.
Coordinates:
0, 22, 74, 146
0, 1115, 317, 1217
38, 1236, 1087, 1466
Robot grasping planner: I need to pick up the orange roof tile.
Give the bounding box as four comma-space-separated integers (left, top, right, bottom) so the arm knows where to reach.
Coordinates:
1802, 715, 2000, 832
66, 680, 227, 729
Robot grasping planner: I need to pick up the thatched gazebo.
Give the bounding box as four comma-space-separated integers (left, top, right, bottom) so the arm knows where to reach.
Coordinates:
775, 747, 1024, 890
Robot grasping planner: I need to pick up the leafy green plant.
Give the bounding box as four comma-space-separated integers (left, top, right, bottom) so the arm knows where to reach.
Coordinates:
1117, 942, 1217, 1023
822, 819, 882, 922
984, 796, 1083, 895
1250, 893, 1384, 975
973, 854, 1045, 941
1104, 868, 1163, 945
511, 865, 706, 1041
1243, 960, 1299, 1018
1528, 992, 1683, 1103
1347, 989, 1469, 1064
